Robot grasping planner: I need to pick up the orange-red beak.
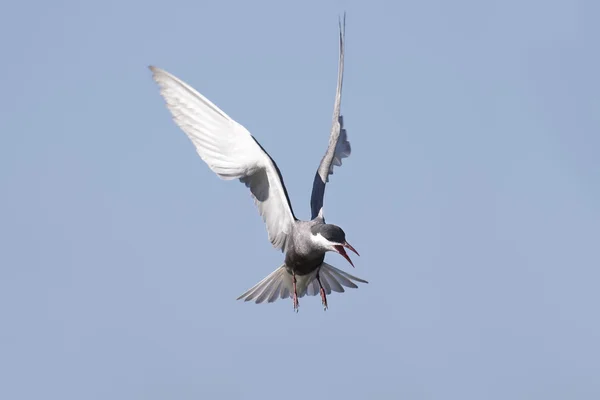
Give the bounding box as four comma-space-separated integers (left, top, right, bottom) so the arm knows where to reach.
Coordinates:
334, 241, 360, 267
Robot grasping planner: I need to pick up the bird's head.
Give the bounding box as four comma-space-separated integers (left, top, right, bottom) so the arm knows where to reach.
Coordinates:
311, 224, 360, 267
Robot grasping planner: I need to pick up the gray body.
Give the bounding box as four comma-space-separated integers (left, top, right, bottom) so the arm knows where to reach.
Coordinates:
284, 220, 326, 276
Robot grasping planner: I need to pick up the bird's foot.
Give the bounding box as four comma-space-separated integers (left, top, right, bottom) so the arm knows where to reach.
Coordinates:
292, 273, 299, 313
292, 292, 299, 312
320, 287, 328, 311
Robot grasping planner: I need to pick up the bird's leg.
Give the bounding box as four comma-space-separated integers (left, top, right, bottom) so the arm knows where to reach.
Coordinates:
292, 271, 299, 312
317, 273, 328, 311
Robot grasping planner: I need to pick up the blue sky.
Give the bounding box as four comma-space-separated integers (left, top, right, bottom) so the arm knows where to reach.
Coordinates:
1, 0, 599, 399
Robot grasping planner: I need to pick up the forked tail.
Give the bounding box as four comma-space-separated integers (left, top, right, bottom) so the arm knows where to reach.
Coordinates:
236, 262, 368, 304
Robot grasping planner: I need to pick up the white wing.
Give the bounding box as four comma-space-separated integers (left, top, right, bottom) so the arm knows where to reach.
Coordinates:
310, 13, 352, 220
149, 66, 297, 251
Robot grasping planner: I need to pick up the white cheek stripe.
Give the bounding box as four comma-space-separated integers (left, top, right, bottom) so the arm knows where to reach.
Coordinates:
311, 233, 341, 249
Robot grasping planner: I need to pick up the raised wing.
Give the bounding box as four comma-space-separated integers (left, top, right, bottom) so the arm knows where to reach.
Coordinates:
310, 14, 352, 220
149, 66, 297, 251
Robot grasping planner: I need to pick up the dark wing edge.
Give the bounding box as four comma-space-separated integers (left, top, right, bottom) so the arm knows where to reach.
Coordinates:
248, 136, 298, 222
310, 12, 352, 220
239, 136, 298, 251
148, 66, 296, 251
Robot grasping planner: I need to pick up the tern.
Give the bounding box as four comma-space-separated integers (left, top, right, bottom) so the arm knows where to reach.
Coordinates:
149, 15, 367, 311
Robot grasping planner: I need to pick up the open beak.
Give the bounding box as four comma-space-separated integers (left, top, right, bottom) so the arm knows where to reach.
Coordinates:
333, 241, 360, 268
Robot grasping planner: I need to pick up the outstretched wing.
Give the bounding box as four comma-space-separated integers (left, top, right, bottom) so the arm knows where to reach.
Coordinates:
149, 66, 297, 251
310, 13, 352, 220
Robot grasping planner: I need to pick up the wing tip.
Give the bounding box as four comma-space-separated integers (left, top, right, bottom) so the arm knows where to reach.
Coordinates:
338, 12, 346, 37
148, 65, 164, 83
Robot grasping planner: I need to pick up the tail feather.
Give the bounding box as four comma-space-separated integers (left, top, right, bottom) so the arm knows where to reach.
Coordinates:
237, 262, 368, 305
236, 264, 289, 303
320, 268, 344, 293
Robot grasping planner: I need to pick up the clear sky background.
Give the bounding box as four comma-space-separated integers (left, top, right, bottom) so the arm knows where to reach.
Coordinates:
1, 0, 599, 399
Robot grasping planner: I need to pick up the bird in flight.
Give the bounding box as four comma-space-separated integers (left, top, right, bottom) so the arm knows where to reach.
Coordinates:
149, 14, 366, 311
